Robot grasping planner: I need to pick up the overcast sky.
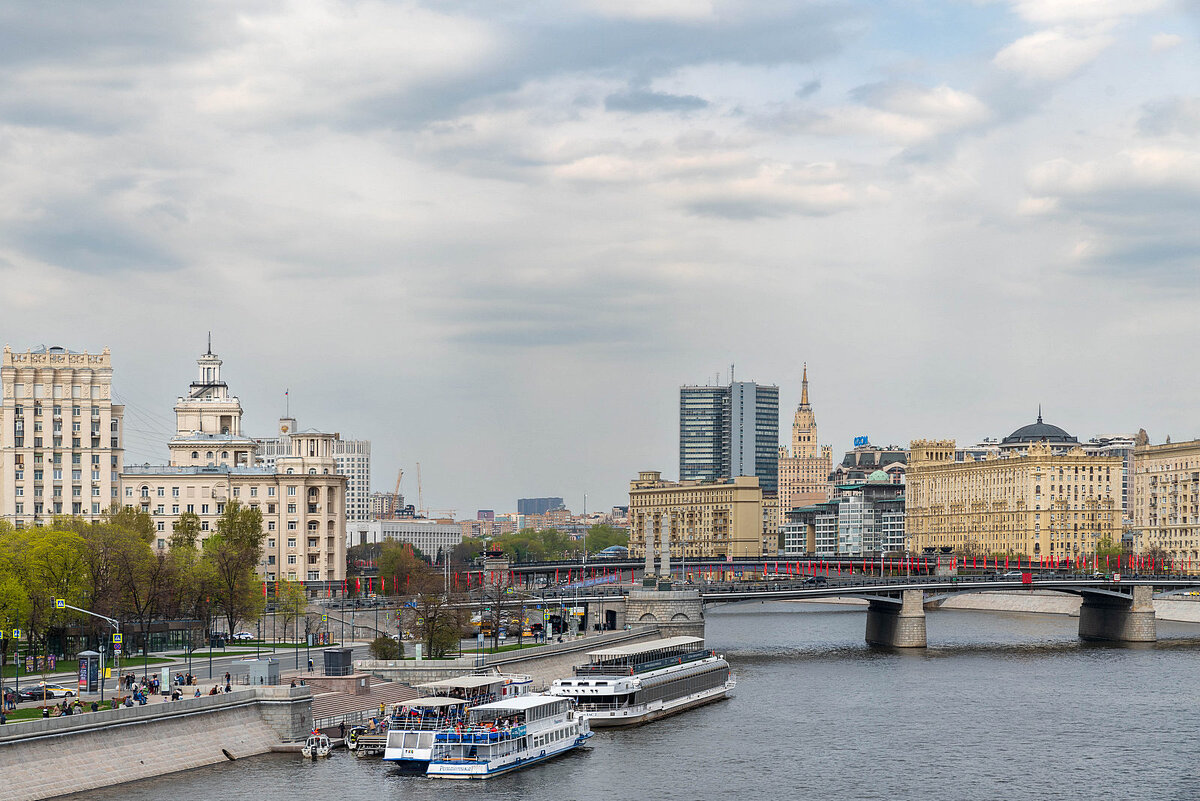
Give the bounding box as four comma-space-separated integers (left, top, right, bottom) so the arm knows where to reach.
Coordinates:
2, 1, 1197, 515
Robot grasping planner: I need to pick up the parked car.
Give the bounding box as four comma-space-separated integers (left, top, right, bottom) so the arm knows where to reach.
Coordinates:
233, 631, 255, 641
802, 575, 828, 586
32, 682, 75, 699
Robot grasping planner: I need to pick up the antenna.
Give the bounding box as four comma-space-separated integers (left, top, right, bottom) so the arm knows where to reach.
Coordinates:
206, 331, 212, 355
730, 363, 735, 383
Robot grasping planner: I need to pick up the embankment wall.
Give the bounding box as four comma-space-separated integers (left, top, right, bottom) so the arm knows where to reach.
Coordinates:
0, 686, 311, 801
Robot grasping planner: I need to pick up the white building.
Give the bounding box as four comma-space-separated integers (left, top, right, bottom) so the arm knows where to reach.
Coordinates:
1, 346, 124, 526
257, 417, 371, 523
347, 519, 463, 562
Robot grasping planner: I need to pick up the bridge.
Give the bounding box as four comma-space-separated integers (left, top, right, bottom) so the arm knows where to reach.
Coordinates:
493, 573, 1200, 648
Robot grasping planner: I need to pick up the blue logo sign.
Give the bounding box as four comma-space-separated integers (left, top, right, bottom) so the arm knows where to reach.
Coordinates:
853, 436, 869, 447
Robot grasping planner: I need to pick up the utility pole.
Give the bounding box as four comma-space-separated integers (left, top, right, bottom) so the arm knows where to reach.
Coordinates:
56, 599, 120, 701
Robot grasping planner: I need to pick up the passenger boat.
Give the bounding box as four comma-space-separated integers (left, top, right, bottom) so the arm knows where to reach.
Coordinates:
382, 673, 532, 769
548, 635, 734, 727
301, 733, 332, 759
426, 694, 591, 779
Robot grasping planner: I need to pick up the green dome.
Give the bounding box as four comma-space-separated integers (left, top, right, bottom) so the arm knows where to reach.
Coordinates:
868, 470, 890, 483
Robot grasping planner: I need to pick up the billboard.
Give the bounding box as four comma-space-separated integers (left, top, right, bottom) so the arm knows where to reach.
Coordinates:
853, 436, 869, 447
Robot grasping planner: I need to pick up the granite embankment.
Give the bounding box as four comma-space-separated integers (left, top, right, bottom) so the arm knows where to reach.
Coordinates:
0, 686, 312, 801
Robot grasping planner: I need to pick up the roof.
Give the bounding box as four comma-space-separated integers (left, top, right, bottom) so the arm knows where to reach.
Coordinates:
397, 696, 467, 708
417, 676, 509, 690
469, 694, 566, 712
1002, 412, 1077, 445
587, 636, 703, 659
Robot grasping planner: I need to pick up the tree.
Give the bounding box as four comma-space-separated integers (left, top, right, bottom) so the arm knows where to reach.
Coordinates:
203, 501, 265, 637
411, 587, 465, 659
170, 511, 202, 551
276, 580, 307, 644
584, 525, 628, 553
368, 635, 402, 660
377, 541, 428, 595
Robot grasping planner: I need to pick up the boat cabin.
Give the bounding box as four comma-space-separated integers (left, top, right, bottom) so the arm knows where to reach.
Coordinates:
574, 636, 712, 676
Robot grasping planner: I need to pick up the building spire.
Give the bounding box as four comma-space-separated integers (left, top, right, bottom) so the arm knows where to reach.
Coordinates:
800, 362, 809, 406
1037, 404, 1042, 424
206, 331, 212, 356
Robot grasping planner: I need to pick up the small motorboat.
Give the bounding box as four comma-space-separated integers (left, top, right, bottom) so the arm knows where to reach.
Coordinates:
302, 733, 332, 760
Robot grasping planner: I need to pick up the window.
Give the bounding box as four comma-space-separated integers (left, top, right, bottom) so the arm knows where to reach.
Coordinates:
14, 488, 21, 497
250, 487, 258, 497
172, 486, 180, 497
268, 487, 276, 496
287, 503, 296, 514
14, 503, 22, 514
53, 469, 62, 480
201, 521, 209, 531
268, 503, 276, 514
217, 503, 225, 514
156, 524, 164, 534
172, 504, 179, 514
307, 571, 320, 581
267, 555, 276, 565
157, 487, 164, 497
156, 505, 164, 514
267, 521, 276, 531
287, 555, 296, 565
307, 537, 318, 548
287, 537, 297, 548
186, 504, 194, 513
288, 521, 297, 531
191, 451, 199, 459
287, 486, 297, 496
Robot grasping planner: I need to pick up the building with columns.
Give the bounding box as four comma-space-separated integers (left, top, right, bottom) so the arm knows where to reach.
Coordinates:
1, 345, 125, 527
1132, 436, 1200, 560
628, 470, 764, 559
120, 345, 346, 583
256, 417, 372, 523
905, 414, 1121, 558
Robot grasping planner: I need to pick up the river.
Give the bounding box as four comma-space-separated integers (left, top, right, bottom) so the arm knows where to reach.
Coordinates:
68, 602, 1200, 801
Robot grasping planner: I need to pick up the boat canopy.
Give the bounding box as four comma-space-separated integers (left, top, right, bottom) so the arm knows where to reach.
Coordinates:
417, 676, 507, 691
586, 636, 703, 659
466, 694, 571, 724
397, 696, 468, 708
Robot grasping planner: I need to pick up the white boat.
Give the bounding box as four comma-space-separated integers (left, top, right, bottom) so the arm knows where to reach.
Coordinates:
382, 673, 532, 769
425, 695, 591, 780
301, 733, 332, 759
548, 635, 734, 727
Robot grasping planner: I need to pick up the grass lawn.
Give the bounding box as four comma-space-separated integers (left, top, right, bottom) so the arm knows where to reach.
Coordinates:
462, 642, 542, 655
1, 657, 172, 680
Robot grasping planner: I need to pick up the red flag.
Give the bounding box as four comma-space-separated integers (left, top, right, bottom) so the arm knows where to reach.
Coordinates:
381, 577, 386, 594
394, 575, 398, 594
355, 577, 361, 592
262, 581, 267, 597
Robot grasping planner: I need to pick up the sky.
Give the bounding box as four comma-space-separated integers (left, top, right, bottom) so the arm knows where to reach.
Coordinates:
1, 0, 1198, 515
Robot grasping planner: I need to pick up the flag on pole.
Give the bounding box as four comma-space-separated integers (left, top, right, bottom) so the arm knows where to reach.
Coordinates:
262, 581, 267, 597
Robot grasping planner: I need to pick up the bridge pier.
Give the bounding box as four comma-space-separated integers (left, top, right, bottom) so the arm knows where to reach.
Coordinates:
865, 589, 926, 648
1078, 585, 1157, 643
624, 588, 705, 639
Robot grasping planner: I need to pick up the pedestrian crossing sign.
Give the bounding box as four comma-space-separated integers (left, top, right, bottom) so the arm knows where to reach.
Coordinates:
55, 599, 65, 609
113, 633, 122, 644
321, 614, 328, 623
12, 629, 20, 639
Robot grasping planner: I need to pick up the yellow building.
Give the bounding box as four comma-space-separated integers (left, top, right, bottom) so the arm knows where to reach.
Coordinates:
906, 416, 1120, 558
1132, 437, 1200, 560
628, 471, 763, 559
777, 365, 833, 514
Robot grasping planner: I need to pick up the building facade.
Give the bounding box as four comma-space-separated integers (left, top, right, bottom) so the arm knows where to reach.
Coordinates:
120, 346, 346, 583
1085, 433, 1138, 529
829, 442, 907, 487
517, 497, 564, 516
628, 470, 763, 559
679, 380, 779, 494
777, 365, 833, 512
905, 415, 1121, 558
346, 518, 464, 562
1132, 437, 1200, 560
783, 471, 905, 556
256, 417, 371, 523
1, 346, 125, 527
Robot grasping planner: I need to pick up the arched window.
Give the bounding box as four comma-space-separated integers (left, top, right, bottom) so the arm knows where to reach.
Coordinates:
286, 468, 294, 474
307, 521, 318, 532
221, 451, 228, 460
191, 451, 199, 459
308, 468, 316, 475
206, 451, 214, 460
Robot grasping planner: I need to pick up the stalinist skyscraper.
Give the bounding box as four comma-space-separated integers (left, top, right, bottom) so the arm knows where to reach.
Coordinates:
777, 364, 832, 514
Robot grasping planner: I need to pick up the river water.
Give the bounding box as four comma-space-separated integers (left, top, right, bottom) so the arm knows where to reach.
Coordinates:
70, 602, 1200, 801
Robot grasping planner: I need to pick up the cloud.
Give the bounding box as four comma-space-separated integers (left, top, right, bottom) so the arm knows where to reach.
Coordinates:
1006, 0, 1166, 25
1138, 96, 1200, 137
993, 29, 1113, 82
583, 0, 716, 21
1150, 32, 1183, 51
604, 89, 709, 113
795, 80, 821, 99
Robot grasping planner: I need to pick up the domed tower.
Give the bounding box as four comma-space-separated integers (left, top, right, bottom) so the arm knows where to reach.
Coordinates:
999, 408, 1079, 453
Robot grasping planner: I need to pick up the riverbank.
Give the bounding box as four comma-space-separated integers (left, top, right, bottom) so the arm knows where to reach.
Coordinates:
0, 686, 311, 801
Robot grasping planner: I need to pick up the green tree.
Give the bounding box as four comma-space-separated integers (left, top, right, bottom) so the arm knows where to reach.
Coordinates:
583, 524, 628, 553
368, 635, 402, 660
276, 580, 307, 643
170, 511, 202, 551
203, 501, 266, 637
377, 541, 430, 595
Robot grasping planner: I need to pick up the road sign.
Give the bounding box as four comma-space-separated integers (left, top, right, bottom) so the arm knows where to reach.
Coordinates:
12, 629, 20, 639
112, 633, 123, 644
321, 614, 328, 623
55, 599, 65, 609
114, 644, 121, 653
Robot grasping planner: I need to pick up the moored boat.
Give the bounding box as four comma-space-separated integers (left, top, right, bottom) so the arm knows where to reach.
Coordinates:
548, 635, 734, 727
425, 694, 591, 780
301, 733, 332, 759
382, 673, 532, 769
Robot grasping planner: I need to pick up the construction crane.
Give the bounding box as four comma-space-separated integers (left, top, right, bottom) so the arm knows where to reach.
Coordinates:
388, 468, 403, 519
413, 463, 455, 519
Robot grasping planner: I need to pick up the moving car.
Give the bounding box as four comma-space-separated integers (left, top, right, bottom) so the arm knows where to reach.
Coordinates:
233, 631, 255, 641
32, 682, 75, 698
802, 575, 828, 586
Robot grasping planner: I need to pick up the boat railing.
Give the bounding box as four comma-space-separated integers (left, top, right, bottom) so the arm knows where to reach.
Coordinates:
388, 713, 466, 731
574, 649, 715, 677
433, 724, 527, 744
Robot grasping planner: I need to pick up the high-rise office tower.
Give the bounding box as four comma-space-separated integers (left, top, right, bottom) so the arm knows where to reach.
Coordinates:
679, 378, 779, 493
